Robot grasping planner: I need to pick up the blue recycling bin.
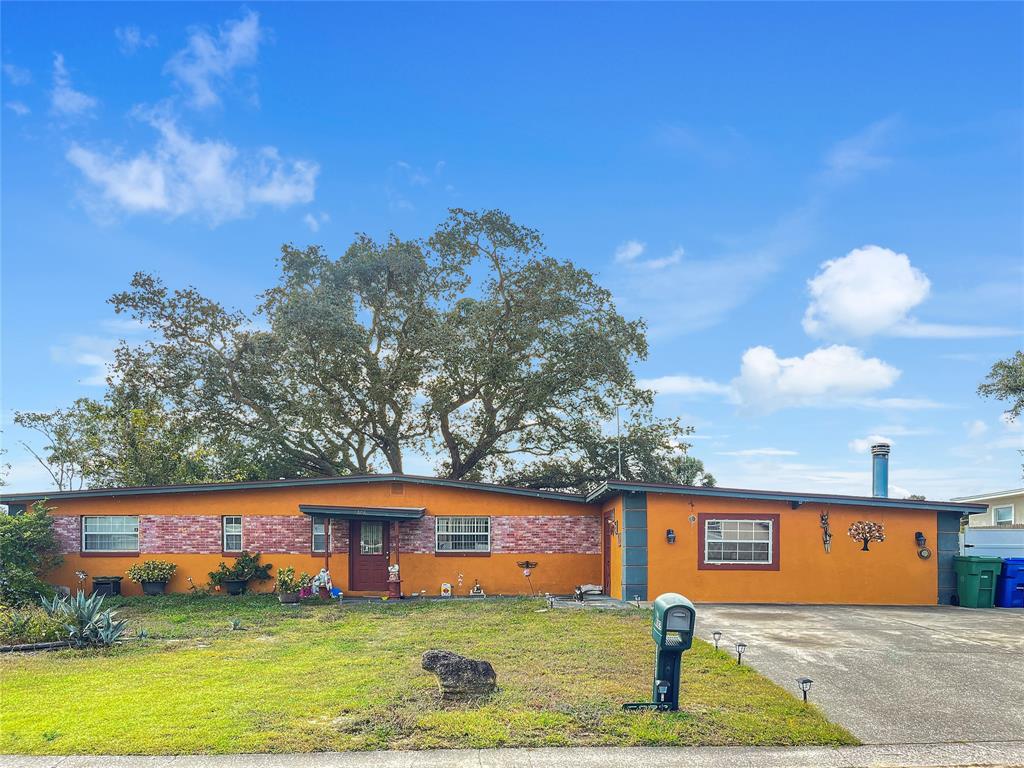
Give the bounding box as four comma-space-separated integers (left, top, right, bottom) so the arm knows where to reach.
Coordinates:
995, 558, 1024, 608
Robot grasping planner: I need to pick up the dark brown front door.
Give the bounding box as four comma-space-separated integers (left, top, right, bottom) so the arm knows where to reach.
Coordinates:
349, 520, 390, 591
602, 511, 612, 594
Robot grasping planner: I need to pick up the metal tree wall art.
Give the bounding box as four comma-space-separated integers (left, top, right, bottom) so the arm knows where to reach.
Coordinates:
848, 520, 886, 551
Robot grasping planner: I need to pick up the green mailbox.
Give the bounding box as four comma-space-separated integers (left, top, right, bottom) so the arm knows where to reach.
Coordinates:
624, 593, 697, 712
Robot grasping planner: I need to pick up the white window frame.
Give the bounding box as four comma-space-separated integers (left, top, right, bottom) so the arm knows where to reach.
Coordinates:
993, 504, 1014, 526
703, 518, 773, 565
312, 517, 328, 553
81, 516, 139, 553
435, 516, 491, 553
222, 515, 243, 552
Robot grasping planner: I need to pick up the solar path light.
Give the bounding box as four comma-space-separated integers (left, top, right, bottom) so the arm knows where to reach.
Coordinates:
712, 630, 722, 650
797, 677, 813, 703
735, 641, 747, 665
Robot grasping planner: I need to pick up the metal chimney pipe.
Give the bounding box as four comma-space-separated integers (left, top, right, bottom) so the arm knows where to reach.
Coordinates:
871, 443, 890, 498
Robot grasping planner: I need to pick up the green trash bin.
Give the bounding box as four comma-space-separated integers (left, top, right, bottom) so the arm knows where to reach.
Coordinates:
952, 556, 1003, 608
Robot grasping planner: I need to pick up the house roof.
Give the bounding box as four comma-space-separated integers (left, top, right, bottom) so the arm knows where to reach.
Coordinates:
950, 488, 1024, 504
0, 473, 587, 505
585, 480, 989, 513
298, 504, 425, 521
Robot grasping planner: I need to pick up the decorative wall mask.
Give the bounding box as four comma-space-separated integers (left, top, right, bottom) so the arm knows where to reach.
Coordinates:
820, 512, 832, 553
848, 520, 886, 551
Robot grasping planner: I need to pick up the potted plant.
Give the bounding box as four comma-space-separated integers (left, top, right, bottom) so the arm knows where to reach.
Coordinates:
208, 551, 273, 596
275, 567, 308, 604
126, 560, 177, 595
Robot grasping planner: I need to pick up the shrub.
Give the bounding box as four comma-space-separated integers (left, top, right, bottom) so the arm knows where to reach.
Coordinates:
0, 605, 66, 645
274, 567, 310, 593
126, 560, 178, 584
0, 501, 62, 606
208, 551, 273, 588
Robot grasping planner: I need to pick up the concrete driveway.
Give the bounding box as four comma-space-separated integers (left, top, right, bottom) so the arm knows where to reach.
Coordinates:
693, 604, 1024, 745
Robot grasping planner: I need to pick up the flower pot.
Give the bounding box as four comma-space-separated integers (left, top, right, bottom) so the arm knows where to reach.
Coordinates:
223, 579, 247, 596
278, 591, 300, 604
141, 580, 168, 596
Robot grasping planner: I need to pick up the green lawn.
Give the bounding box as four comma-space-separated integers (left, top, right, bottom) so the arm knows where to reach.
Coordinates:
0, 595, 855, 754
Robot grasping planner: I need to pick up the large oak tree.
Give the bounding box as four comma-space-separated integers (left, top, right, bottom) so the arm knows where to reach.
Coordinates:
19, 209, 713, 493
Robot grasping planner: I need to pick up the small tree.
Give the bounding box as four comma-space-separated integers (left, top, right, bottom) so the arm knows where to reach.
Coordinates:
0, 501, 62, 605
848, 520, 886, 552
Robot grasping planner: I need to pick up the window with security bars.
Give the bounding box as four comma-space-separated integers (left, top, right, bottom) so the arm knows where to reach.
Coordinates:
312, 518, 328, 552
82, 516, 139, 552
360, 521, 384, 555
223, 516, 242, 552
435, 516, 490, 553
704, 519, 772, 564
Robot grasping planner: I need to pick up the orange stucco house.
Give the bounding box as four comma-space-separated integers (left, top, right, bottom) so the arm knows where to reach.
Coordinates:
0, 449, 985, 604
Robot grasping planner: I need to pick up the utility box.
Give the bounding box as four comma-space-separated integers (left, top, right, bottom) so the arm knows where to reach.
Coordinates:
91, 576, 122, 597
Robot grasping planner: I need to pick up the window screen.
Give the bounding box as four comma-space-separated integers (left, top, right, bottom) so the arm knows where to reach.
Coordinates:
82, 516, 139, 552
435, 516, 490, 553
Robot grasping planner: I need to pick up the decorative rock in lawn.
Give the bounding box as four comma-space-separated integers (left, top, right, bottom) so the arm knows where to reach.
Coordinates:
421, 649, 497, 699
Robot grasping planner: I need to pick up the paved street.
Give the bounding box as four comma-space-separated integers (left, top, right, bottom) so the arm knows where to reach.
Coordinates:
693, 604, 1024, 745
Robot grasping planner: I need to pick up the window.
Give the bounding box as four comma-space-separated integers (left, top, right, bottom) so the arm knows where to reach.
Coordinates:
223, 516, 242, 552
312, 518, 328, 552
994, 505, 1014, 526
82, 516, 139, 552
360, 521, 384, 555
436, 516, 490, 553
704, 519, 773, 564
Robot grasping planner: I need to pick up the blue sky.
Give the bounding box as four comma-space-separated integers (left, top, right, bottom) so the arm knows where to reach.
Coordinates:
2, 2, 1022, 498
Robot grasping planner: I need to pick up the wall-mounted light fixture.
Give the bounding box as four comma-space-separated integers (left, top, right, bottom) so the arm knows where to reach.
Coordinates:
666, 528, 676, 544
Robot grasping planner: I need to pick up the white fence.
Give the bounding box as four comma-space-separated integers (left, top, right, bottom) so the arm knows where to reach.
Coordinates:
960, 527, 1024, 558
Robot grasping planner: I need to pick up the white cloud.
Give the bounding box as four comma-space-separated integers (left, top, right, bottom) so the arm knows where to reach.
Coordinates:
718, 448, 798, 457
803, 245, 930, 337
849, 434, 894, 454
965, 419, 988, 439
66, 110, 318, 225
3, 63, 32, 86
824, 117, 896, 181
165, 10, 263, 109
640, 374, 733, 398
49, 335, 118, 386
614, 240, 646, 263
303, 211, 330, 232
733, 344, 901, 412
5, 101, 30, 117
116, 25, 158, 55
50, 53, 97, 117
803, 245, 1017, 339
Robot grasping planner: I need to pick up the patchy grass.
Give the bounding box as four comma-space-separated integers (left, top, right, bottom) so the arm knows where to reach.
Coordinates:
0, 596, 855, 754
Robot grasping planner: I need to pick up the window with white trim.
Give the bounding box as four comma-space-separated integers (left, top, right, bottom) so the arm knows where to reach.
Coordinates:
312, 518, 328, 552
704, 519, 772, 564
223, 516, 243, 552
435, 516, 490, 553
82, 516, 139, 552
994, 505, 1014, 526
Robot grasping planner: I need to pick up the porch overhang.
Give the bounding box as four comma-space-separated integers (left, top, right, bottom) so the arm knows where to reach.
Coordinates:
298, 504, 425, 521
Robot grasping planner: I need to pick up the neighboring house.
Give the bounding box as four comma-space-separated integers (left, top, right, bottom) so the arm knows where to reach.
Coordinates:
952, 488, 1024, 528
0, 445, 986, 605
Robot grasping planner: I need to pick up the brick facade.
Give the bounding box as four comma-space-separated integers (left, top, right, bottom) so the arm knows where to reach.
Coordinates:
141, 515, 222, 554
400, 514, 600, 555
53, 516, 80, 554
243, 515, 313, 554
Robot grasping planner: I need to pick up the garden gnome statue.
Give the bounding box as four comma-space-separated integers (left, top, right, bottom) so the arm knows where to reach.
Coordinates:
312, 568, 333, 597
387, 563, 402, 599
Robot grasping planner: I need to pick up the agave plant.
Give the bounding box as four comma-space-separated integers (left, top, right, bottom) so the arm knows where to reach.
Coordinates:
39, 593, 70, 618
96, 612, 129, 646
